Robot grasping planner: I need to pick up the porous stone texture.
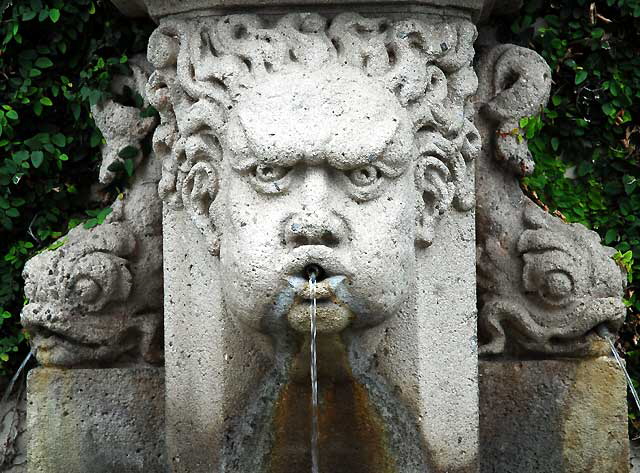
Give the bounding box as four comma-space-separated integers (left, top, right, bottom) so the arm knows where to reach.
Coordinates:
473, 30, 629, 473
153, 9, 480, 473
479, 358, 629, 473
17, 1, 630, 472
27, 367, 166, 473
114, 0, 526, 24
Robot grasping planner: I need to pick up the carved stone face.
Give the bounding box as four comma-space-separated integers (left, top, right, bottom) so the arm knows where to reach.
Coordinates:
211, 67, 421, 334
152, 14, 480, 339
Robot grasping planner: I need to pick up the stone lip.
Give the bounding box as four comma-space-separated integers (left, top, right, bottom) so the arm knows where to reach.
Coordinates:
110, 0, 519, 22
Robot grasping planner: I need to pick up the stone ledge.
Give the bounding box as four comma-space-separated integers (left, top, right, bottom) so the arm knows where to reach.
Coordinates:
111, 0, 521, 21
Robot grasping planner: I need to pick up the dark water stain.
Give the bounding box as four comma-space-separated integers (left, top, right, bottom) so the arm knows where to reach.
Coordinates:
268, 335, 396, 473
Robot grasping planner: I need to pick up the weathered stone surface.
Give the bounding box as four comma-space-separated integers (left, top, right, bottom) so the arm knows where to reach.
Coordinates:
27, 367, 166, 473
91, 56, 156, 186
21, 59, 164, 368
152, 10, 479, 473
474, 40, 626, 356
18, 1, 628, 472
479, 358, 629, 473
0, 388, 27, 473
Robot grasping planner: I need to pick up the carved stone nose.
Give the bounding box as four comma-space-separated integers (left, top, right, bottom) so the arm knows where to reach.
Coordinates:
283, 212, 347, 248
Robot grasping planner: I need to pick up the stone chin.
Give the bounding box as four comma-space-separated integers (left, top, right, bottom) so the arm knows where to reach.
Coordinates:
27, 330, 133, 367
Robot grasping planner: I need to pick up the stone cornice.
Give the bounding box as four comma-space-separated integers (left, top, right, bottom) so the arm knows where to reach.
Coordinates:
111, 0, 521, 22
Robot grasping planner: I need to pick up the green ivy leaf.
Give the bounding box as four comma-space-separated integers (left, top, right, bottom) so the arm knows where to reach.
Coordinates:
51, 133, 65, 147
30, 151, 44, 168
575, 70, 588, 85
118, 145, 138, 160
22, 10, 37, 21
124, 158, 134, 176
602, 103, 616, 117
34, 57, 53, 68
49, 8, 60, 23
12, 150, 29, 164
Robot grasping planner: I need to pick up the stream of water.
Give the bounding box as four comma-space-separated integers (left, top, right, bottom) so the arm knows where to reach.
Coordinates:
1, 349, 33, 403
606, 337, 640, 413
309, 272, 319, 473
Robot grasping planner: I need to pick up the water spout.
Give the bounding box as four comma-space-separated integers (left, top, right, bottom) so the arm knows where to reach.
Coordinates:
307, 266, 320, 473
597, 325, 640, 414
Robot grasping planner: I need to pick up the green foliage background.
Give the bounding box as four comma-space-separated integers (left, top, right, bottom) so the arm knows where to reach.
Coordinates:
0, 0, 152, 378
1, 0, 640, 434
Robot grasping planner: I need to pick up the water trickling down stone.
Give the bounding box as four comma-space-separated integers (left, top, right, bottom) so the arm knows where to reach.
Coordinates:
607, 337, 640, 413
309, 270, 319, 473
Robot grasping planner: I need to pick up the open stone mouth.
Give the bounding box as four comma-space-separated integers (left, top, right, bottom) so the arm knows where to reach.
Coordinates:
296, 264, 344, 301
287, 264, 353, 334
28, 324, 104, 350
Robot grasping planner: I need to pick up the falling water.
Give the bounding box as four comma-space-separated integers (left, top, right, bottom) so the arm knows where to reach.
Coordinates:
309, 270, 320, 473
1, 349, 33, 403
598, 325, 640, 412
605, 335, 640, 413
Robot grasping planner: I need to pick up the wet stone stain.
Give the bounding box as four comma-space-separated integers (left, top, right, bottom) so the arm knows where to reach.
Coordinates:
268, 335, 396, 473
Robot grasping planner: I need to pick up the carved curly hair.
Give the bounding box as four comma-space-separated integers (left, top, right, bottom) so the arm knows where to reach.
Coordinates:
147, 12, 481, 241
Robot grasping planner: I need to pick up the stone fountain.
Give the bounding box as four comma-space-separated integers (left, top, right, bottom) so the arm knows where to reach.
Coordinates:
19, 0, 630, 472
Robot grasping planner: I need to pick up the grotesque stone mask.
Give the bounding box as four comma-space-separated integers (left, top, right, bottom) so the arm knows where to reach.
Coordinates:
150, 12, 480, 339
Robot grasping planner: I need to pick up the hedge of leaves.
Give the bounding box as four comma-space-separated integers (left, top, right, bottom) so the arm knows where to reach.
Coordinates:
0, 0, 152, 378
508, 0, 640, 435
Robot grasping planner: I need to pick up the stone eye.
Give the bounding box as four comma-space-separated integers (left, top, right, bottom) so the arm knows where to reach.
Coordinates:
70, 276, 102, 303
348, 165, 380, 187
254, 164, 288, 183
540, 269, 574, 302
